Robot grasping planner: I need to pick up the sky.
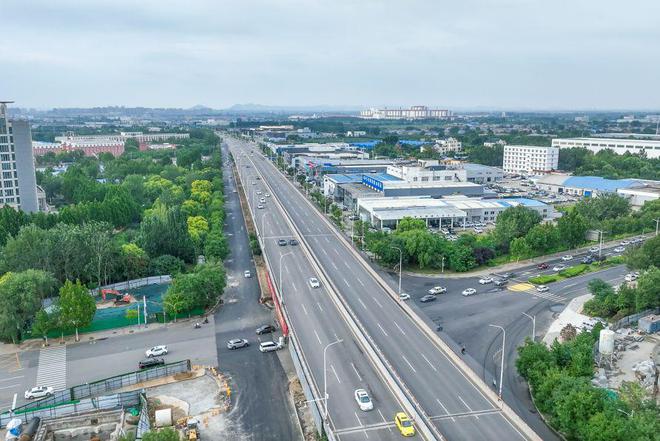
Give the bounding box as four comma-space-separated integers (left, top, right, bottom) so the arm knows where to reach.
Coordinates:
1, 0, 659, 110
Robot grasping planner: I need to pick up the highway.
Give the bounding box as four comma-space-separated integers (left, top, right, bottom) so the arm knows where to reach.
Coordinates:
228, 137, 540, 441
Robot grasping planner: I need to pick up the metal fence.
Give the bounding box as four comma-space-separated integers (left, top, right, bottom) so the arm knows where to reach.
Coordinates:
91, 275, 172, 294
136, 392, 151, 440
1, 391, 141, 428
612, 308, 659, 330
72, 359, 191, 400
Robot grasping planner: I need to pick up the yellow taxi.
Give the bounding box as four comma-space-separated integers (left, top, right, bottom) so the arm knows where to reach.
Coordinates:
394, 412, 416, 437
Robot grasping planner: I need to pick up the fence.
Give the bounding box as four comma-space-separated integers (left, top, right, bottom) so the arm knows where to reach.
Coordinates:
136, 392, 151, 440
91, 275, 172, 294
612, 308, 659, 330
1, 391, 141, 427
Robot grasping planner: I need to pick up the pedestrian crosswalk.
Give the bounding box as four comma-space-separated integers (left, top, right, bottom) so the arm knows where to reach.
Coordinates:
35, 346, 67, 391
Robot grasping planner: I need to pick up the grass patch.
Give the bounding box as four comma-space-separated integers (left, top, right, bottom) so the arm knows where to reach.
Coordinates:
529, 275, 560, 285
559, 264, 589, 278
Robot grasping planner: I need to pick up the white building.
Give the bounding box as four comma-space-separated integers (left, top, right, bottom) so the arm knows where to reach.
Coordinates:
551, 137, 660, 159
503, 145, 559, 175
430, 137, 462, 155
484, 140, 506, 148
360, 106, 451, 120
346, 131, 367, 137
54, 131, 189, 144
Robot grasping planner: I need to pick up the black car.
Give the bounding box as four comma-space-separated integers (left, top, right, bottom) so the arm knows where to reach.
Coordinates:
139, 358, 165, 370
256, 325, 276, 335
277, 239, 287, 246
581, 256, 594, 264
289, 239, 298, 246
420, 294, 437, 303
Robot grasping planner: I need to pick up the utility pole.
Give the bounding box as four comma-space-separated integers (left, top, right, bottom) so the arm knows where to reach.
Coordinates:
323, 339, 343, 421
441, 255, 445, 274
390, 246, 403, 295
489, 324, 506, 400
279, 252, 294, 305
655, 218, 659, 237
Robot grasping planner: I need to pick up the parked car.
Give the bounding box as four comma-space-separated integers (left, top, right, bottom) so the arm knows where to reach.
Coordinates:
398, 293, 411, 301
139, 358, 165, 370
536, 285, 549, 292
259, 341, 281, 353
561, 255, 573, 261
145, 345, 168, 358
553, 264, 567, 272
428, 286, 447, 295
277, 239, 288, 246
25, 386, 54, 400
309, 277, 320, 288
420, 294, 437, 303
395, 412, 416, 437
462, 288, 477, 296
256, 325, 276, 335
473, 228, 484, 234
537, 263, 549, 270
478, 277, 493, 285
624, 273, 638, 282
289, 239, 299, 246
244, 270, 251, 278
354, 389, 374, 411
227, 339, 249, 350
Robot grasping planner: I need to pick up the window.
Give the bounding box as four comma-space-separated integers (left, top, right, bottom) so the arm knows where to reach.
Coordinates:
2, 172, 10, 179
3, 181, 11, 187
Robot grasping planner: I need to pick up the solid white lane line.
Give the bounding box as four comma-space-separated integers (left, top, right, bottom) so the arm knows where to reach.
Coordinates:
377, 409, 393, 432
358, 298, 368, 309
421, 353, 437, 372
393, 321, 406, 336
331, 364, 341, 383
314, 330, 323, 345
402, 355, 417, 373
351, 363, 363, 382
458, 395, 473, 412
0, 376, 23, 383
317, 302, 324, 312
301, 304, 308, 316
377, 323, 388, 337
372, 297, 383, 308
436, 399, 456, 421
354, 413, 369, 439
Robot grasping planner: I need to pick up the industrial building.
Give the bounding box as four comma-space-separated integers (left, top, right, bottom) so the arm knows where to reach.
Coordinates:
386, 160, 503, 184
357, 196, 554, 229
0, 101, 39, 212
298, 157, 393, 183
503, 145, 559, 175
552, 137, 660, 159
359, 106, 452, 120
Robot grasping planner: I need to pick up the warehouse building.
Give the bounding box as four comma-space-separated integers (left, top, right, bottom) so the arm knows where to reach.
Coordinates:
552, 137, 660, 159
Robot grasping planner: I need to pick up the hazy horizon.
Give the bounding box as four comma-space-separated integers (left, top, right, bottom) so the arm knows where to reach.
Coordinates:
2, 0, 659, 110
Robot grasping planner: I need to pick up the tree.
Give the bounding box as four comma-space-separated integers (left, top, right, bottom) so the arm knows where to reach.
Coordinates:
58, 280, 96, 341
575, 193, 631, 224
396, 217, 426, 232
139, 206, 196, 263
121, 243, 150, 282
124, 138, 140, 153
32, 309, 57, 346
494, 206, 542, 248
634, 267, 660, 312
626, 235, 660, 270
149, 255, 186, 276
141, 428, 180, 441
557, 210, 589, 249
204, 229, 229, 260
187, 215, 209, 243
162, 287, 189, 322
524, 223, 559, 254
560, 323, 578, 342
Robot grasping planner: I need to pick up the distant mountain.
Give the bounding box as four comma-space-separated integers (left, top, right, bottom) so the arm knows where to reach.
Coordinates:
227, 103, 360, 113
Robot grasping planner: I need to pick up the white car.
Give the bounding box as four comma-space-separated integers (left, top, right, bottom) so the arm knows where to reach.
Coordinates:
398, 293, 411, 301
146, 345, 168, 358
561, 255, 573, 261
473, 228, 484, 234
259, 341, 281, 353
265, 193, 270, 197
259, 197, 266, 203
589, 246, 600, 253
613, 247, 625, 253
244, 270, 252, 278
620, 240, 630, 246
354, 389, 373, 411
536, 285, 549, 292
462, 288, 477, 296
256, 190, 262, 195
478, 277, 493, 285
25, 386, 54, 400
309, 277, 320, 288
553, 264, 566, 272
624, 273, 638, 282
257, 204, 265, 209
428, 286, 447, 295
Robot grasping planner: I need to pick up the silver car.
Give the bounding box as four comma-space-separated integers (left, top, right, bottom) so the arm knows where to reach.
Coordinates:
227, 339, 249, 350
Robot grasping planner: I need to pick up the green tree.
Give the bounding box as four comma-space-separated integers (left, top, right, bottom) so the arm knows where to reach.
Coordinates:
557, 210, 589, 249
635, 267, 660, 312
121, 243, 150, 281
626, 235, 660, 270
58, 280, 96, 341
149, 255, 186, 276
396, 217, 426, 232
494, 206, 542, 248
32, 309, 57, 346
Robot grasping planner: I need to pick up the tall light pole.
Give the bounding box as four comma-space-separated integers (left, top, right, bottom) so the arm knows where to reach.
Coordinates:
489, 324, 506, 400
655, 218, 659, 237
390, 246, 403, 295
522, 312, 536, 341
279, 252, 294, 305
441, 255, 445, 274
323, 339, 343, 421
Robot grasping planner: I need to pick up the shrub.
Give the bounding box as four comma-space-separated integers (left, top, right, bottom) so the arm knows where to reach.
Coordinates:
559, 264, 588, 278
529, 274, 560, 285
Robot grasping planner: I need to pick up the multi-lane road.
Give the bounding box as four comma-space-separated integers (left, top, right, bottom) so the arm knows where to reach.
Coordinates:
228, 137, 540, 441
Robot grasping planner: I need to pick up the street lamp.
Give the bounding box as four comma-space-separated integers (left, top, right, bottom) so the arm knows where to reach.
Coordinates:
323, 339, 343, 420
279, 252, 294, 305
390, 245, 403, 295
489, 324, 506, 400
655, 218, 659, 237
522, 312, 536, 341
616, 408, 634, 418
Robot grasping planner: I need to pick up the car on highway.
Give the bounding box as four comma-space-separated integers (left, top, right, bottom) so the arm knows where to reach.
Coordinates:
309, 277, 320, 288
244, 270, 251, 278
553, 264, 567, 272
398, 293, 411, 301
288, 239, 298, 246
259, 341, 281, 353
613, 246, 625, 253
473, 227, 484, 234
428, 286, 446, 295
256, 190, 262, 195
494, 279, 508, 287
581, 256, 595, 264
461, 288, 477, 296
259, 197, 266, 203
256, 325, 276, 335
227, 338, 249, 350
265, 193, 270, 197
561, 255, 573, 261
25, 386, 54, 400
620, 240, 631, 246
354, 389, 373, 411
277, 239, 288, 246
589, 246, 600, 253
537, 263, 549, 270
394, 412, 415, 437
499, 272, 515, 279
420, 294, 437, 303
145, 345, 168, 358
257, 204, 265, 209
139, 358, 165, 370
536, 285, 549, 292
478, 277, 493, 284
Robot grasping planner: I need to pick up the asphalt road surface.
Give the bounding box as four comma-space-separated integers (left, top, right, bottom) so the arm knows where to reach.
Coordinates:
229, 138, 538, 441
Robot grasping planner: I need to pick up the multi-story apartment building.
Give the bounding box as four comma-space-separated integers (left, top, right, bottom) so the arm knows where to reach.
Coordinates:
430, 137, 462, 154
502, 145, 559, 175
0, 102, 39, 212
551, 137, 660, 159
360, 106, 451, 120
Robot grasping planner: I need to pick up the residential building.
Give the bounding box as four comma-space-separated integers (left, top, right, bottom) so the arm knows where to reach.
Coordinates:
551, 137, 660, 159
346, 131, 367, 137
430, 137, 462, 155
484, 140, 506, 148
360, 106, 451, 120
0, 102, 39, 212
502, 145, 559, 175
54, 131, 189, 144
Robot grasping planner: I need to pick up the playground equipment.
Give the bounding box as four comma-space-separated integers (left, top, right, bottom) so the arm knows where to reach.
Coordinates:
101, 289, 133, 305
